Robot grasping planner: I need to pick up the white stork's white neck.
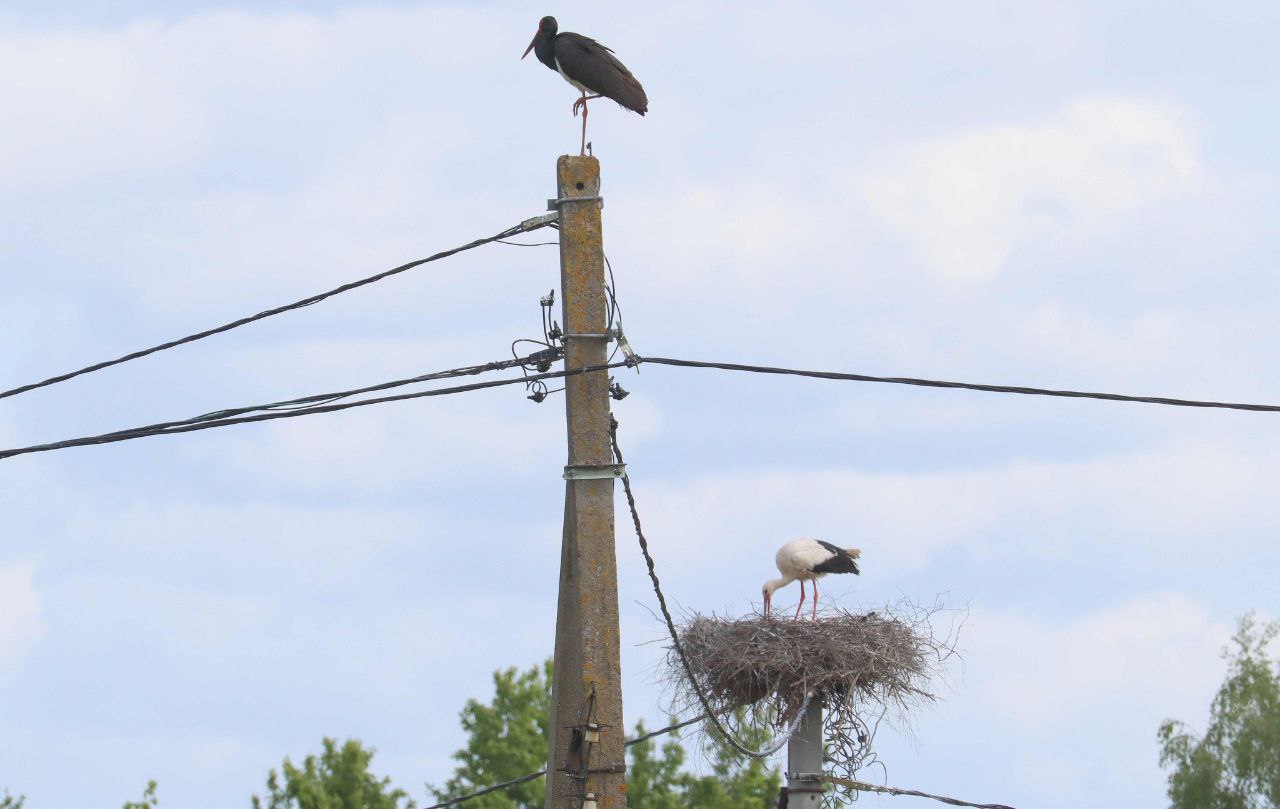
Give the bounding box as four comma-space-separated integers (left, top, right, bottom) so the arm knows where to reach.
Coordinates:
762, 574, 795, 597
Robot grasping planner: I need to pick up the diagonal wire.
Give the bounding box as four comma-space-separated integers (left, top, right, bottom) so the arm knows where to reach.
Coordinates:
638, 356, 1280, 413
189, 350, 561, 423
422, 716, 1018, 809
423, 715, 706, 809
0, 360, 627, 461
12, 349, 1276, 462
610, 415, 814, 760
825, 775, 1016, 809
425, 769, 547, 809
0, 217, 555, 402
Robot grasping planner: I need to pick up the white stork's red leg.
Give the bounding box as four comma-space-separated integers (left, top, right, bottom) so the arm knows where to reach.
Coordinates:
812, 578, 820, 621
793, 579, 806, 621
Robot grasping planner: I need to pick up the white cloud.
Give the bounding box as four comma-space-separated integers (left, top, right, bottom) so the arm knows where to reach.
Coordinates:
957, 594, 1229, 802
64, 501, 422, 586
860, 96, 1205, 282
0, 561, 44, 675
968, 593, 1226, 729
624, 433, 1280, 582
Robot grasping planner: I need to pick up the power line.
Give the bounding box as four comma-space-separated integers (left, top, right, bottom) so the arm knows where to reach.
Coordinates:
639, 356, 1280, 413
611, 417, 1019, 808
0, 216, 557, 402
0, 359, 628, 462
425, 769, 547, 809
189, 349, 561, 423
610, 415, 815, 760
423, 711, 1015, 809
10, 349, 1277, 463
423, 716, 705, 809
825, 775, 1016, 809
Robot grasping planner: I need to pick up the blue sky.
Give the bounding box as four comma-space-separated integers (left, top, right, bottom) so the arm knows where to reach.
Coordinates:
1, 2, 1279, 807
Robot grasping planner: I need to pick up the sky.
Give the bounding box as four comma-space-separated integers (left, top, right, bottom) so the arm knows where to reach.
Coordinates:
1, 1, 1279, 807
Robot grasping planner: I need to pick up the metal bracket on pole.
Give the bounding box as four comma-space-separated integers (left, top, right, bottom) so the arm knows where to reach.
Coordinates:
521, 211, 560, 230
548, 195, 604, 210
563, 464, 626, 480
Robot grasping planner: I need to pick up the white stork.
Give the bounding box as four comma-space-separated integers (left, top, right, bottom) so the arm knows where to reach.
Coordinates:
762, 538, 861, 620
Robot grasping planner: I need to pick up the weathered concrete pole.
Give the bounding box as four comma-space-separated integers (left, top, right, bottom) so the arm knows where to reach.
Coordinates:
544, 155, 627, 809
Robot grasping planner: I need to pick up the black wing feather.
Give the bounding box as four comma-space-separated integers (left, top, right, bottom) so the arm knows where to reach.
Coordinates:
554, 32, 648, 115
812, 540, 861, 575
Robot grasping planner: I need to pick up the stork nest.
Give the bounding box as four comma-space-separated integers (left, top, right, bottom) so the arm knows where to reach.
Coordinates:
673, 607, 943, 715
665, 603, 960, 797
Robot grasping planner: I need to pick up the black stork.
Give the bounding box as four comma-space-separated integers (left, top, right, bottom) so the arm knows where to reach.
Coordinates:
522, 16, 648, 155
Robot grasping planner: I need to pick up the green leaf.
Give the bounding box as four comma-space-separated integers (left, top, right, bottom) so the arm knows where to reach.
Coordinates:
1158, 613, 1280, 809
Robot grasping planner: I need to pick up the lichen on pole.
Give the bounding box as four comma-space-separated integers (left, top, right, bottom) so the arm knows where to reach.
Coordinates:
545, 155, 627, 809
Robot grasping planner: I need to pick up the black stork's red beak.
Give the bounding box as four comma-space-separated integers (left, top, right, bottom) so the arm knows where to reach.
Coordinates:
522, 31, 538, 59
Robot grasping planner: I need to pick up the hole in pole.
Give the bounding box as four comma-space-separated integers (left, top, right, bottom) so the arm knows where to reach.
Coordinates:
575, 182, 585, 191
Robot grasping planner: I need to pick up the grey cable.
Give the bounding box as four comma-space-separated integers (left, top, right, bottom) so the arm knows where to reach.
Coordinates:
639, 356, 1280, 413
610, 416, 816, 759
0, 218, 554, 401
423, 715, 705, 809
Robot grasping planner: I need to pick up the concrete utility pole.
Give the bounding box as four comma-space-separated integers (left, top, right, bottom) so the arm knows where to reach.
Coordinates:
785, 699, 825, 807
544, 155, 627, 809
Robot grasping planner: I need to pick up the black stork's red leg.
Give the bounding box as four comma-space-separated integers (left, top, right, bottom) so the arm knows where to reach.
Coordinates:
572, 93, 602, 116
573, 93, 602, 156
523, 17, 648, 155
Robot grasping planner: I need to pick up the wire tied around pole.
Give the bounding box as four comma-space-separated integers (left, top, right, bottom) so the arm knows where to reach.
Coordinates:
609, 414, 813, 759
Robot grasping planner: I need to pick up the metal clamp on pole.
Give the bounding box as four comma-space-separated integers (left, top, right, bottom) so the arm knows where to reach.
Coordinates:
548, 195, 604, 210
614, 329, 638, 365
784, 773, 828, 783
520, 211, 560, 230
563, 463, 626, 480
563, 332, 612, 340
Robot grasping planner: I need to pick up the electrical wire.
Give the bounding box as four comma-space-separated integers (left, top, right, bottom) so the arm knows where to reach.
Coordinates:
603, 253, 624, 362
824, 775, 1016, 809
425, 770, 547, 809
638, 356, 1280, 413
0, 359, 628, 461
0, 218, 556, 402
422, 726, 1015, 809
190, 352, 561, 424
12, 349, 1276, 462
423, 715, 707, 809
610, 415, 816, 760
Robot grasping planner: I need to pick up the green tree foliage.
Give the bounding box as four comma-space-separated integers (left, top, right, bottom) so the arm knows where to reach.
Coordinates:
252, 738, 415, 809
0, 790, 24, 809
431, 659, 780, 809
428, 661, 553, 809
627, 718, 780, 809
122, 780, 159, 809
626, 721, 687, 809
679, 715, 782, 809
1159, 614, 1280, 809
